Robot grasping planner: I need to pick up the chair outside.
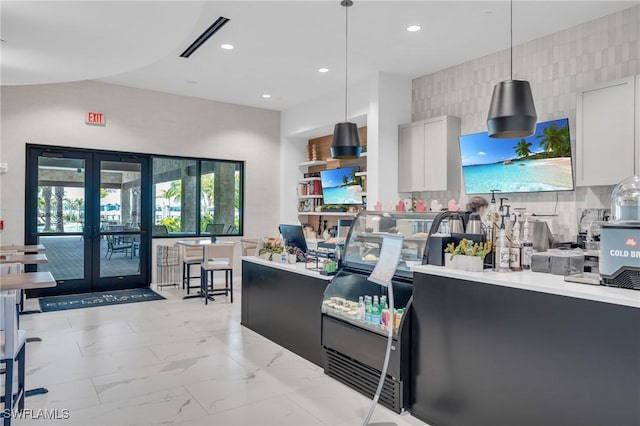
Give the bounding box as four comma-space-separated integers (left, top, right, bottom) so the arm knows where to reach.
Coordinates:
205, 223, 225, 235
200, 242, 235, 305
1, 264, 26, 425
105, 235, 133, 260
180, 245, 203, 294
153, 225, 169, 236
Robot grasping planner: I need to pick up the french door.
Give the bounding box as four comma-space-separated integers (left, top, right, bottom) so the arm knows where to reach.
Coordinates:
25, 145, 151, 296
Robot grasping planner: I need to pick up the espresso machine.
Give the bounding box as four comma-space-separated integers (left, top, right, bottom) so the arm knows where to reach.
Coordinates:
577, 208, 610, 249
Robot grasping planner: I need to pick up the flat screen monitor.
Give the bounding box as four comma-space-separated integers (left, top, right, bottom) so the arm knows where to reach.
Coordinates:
279, 224, 308, 254
458, 118, 575, 194
320, 166, 363, 205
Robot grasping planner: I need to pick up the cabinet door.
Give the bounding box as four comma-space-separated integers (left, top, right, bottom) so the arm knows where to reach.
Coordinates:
423, 118, 447, 191
398, 123, 424, 192
576, 76, 636, 186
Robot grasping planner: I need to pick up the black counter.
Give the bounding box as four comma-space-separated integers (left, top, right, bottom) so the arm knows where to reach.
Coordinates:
411, 270, 640, 426
241, 258, 330, 366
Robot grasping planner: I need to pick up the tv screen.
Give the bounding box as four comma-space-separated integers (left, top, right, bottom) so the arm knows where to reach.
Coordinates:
458, 118, 575, 194
320, 166, 364, 205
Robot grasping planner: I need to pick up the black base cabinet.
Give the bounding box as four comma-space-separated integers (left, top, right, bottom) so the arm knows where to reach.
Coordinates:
241, 260, 329, 366
321, 314, 411, 413
411, 272, 640, 426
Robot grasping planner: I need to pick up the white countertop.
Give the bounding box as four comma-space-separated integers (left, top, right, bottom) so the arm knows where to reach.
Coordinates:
412, 264, 640, 309
242, 256, 334, 281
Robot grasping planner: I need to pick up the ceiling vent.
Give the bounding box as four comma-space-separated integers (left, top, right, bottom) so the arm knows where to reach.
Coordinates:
180, 16, 230, 58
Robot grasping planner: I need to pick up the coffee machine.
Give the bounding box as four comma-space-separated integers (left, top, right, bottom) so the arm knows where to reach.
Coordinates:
577, 208, 610, 249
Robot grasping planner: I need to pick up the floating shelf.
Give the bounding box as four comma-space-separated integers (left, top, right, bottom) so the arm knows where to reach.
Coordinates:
355, 172, 367, 177
299, 177, 321, 183
297, 212, 358, 217
297, 195, 323, 199
299, 160, 327, 167
360, 152, 368, 157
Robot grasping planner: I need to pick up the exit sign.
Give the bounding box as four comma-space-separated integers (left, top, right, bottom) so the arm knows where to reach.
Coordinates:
85, 112, 105, 126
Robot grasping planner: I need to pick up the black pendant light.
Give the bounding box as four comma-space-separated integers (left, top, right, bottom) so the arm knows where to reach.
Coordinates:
487, 0, 537, 138
330, 0, 361, 159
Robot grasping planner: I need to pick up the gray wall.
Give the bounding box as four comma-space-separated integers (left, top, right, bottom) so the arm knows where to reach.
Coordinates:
411, 5, 640, 239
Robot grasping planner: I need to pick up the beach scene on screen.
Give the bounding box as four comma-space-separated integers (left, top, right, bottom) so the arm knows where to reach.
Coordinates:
459, 118, 574, 194
320, 166, 364, 205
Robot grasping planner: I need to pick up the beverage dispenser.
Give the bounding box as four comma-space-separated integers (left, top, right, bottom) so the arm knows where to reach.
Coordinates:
599, 175, 640, 290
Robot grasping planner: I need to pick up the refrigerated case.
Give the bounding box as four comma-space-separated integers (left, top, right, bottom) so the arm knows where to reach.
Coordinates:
320, 211, 449, 413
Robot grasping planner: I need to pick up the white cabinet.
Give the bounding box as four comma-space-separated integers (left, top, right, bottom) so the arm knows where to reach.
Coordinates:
576, 76, 639, 186
398, 115, 461, 192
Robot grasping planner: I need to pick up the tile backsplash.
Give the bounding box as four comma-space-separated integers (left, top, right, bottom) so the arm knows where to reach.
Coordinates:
411, 5, 639, 241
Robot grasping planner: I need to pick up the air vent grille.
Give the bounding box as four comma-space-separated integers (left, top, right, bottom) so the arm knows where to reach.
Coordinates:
324, 348, 403, 413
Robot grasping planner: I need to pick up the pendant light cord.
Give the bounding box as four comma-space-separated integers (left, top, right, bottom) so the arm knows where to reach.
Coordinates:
510, 0, 513, 80
344, 1, 349, 122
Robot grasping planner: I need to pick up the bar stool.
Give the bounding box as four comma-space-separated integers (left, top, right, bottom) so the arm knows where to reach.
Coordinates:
200, 242, 235, 305
181, 245, 203, 294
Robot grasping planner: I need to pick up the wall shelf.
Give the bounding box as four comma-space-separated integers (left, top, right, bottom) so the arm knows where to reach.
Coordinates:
299, 160, 327, 167
297, 195, 323, 199
299, 177, 321, 183
297, 212, 358, 217
355, 172, 367, 177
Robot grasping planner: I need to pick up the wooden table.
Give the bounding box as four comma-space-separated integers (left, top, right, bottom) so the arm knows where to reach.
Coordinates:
0, 244, 46, 253
1, 271, 56, 399
1, 272, 56, 291
0, 254, 48, 265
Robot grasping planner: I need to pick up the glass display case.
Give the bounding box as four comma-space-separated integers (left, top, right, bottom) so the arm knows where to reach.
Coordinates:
320, 210, 451, 413
342, 211, 449, 278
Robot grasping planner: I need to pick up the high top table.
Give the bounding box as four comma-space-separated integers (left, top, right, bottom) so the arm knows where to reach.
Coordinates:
0, 245, 46, 253
0, 254, 48, 265
176, 239, 234, 301
0, 271, 56, 400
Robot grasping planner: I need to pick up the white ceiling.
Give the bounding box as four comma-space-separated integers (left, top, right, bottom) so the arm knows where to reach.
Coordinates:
1, 1, 636, 111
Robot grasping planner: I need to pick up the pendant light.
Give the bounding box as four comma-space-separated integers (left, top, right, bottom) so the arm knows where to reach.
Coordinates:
487, 0, 537, 138
330, 0, 361, 159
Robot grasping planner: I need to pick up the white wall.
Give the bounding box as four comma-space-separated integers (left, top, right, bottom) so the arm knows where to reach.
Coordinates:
279, 72, 411, 225
411, 5, 640, 240
0, 80, 281, 278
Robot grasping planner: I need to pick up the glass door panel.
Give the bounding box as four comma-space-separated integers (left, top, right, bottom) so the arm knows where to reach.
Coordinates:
26, 146, 150, 296
98, 160, 142, 279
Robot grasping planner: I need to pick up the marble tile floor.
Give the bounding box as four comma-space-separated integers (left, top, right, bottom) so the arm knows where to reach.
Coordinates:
11, 284, 429, 426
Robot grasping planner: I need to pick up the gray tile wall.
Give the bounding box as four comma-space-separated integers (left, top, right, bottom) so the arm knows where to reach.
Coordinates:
411, 5, 640, 240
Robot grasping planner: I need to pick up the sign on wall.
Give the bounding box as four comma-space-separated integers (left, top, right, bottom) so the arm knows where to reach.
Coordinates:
85, 112, 105, 126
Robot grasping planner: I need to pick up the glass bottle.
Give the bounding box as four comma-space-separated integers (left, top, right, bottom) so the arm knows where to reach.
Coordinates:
357, 296, 365, 321
522, 217, 534, 270
510, 221, 522, 271
365, 296, 372, 323
494, 221, 510, 272
372, 296, 380, 325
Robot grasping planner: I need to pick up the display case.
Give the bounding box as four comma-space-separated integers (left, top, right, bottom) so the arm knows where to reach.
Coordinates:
320, 211, 450, 413
342, 211, 449, 278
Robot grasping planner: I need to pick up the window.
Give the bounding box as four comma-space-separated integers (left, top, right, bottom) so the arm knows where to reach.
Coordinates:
152, 157, 243, 237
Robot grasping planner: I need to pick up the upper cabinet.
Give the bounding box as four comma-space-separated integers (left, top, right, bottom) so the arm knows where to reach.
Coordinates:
398, 115, 461, 192
576, 76, 640, 186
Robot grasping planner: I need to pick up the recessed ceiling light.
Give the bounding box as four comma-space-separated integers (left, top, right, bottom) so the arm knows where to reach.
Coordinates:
262, 94, 271, 99
406, 25, 421, 32
221, 44, 234, 50
318, 68, 329, 73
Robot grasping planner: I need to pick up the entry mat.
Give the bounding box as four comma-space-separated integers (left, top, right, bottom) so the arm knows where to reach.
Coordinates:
39, 288, 165, 312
